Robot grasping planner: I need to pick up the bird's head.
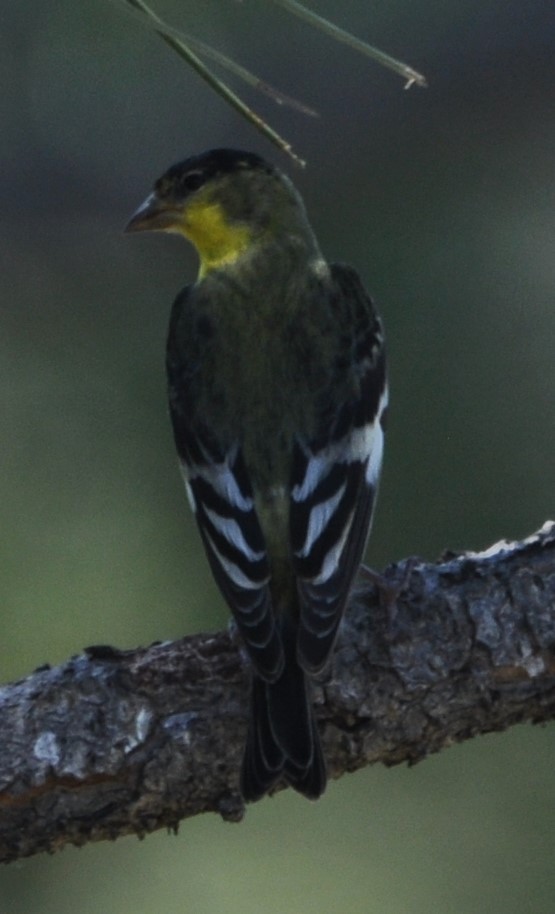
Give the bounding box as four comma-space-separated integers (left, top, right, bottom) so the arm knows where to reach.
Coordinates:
125, 148, 316, 278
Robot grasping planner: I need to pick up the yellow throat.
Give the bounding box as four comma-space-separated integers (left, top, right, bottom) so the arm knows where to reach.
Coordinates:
179, 199, 254, 279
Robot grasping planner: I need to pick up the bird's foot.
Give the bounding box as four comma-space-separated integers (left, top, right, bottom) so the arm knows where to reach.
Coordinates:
359, 557, 418, 642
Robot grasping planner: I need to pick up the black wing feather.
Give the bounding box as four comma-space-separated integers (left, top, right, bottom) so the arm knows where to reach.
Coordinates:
166, 286, 283, 681
291, 263, 387, 674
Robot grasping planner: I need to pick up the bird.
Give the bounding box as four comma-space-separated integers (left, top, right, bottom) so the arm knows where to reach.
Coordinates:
125, 148, 387, 802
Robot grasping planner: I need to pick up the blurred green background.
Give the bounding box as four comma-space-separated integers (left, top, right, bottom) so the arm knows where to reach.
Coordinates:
2, 0, 554, 911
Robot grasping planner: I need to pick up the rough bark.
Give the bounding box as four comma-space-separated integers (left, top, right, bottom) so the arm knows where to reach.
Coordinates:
1, 522, 554, 864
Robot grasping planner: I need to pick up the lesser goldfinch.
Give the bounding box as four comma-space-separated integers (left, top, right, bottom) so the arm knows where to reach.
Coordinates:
125, 148, 387, 801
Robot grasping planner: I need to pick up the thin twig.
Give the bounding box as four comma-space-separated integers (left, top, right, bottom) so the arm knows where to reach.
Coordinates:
117, 0, 318, 117
271, 0, 428, 88
118, 0, 306, 166
191, 36, 319, 118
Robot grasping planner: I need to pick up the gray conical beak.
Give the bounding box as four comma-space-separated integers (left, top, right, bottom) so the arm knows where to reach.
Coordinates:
124, 193, 181, 234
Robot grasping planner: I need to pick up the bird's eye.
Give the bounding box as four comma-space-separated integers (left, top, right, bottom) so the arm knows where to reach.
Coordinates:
182, 171, 205, 192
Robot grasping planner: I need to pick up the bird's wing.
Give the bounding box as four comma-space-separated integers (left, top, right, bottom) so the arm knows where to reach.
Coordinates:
290, 263, 387, 674
166, 289, 283, 682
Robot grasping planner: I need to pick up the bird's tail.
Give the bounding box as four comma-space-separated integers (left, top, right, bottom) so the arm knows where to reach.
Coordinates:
240, 630, 326, 802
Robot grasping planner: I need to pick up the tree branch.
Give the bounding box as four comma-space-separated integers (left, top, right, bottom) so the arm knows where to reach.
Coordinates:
1, 522, 555, 863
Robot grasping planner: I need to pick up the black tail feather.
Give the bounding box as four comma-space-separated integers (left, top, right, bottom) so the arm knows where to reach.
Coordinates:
241, 676, 284, 802
284, 713, 327, 800
240, 660, 327, 803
